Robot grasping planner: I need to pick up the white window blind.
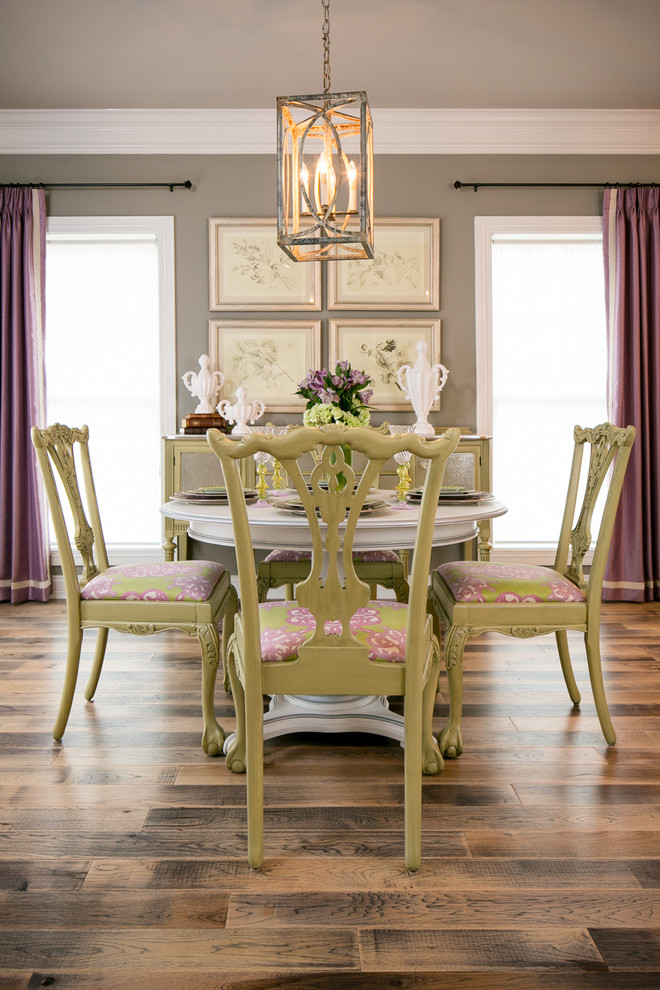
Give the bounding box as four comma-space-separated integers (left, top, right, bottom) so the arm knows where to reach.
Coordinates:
476, 218, 608, 552
45, 218, 175, 549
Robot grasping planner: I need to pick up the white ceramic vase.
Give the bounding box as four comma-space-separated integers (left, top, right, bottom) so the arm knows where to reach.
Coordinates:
217, 386, 265, 435
181, 354, 224, 413
396, 340, 449, 436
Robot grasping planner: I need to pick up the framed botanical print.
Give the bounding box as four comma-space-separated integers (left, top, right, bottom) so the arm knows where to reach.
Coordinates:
209, 320, 321, 412
327, 218, 440, 310
209, 218, 322, 311
329, 318, 442, 411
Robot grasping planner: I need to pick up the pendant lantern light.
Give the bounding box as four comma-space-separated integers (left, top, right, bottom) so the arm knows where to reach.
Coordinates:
277, 0, 374, 262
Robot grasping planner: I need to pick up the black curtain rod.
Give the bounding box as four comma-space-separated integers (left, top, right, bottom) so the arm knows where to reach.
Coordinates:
3, 180, 193, 191
454, 180, 658, 191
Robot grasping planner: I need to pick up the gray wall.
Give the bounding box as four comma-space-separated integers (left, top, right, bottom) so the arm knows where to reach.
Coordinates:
2, 151, 659, 430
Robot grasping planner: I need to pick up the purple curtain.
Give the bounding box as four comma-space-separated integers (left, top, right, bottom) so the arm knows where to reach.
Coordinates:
602, 187, 660, 602
0, 187, 51, 603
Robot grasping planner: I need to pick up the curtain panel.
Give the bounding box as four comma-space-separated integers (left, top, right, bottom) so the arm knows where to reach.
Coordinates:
0, 186, 51, 603
603, 187, 660, 602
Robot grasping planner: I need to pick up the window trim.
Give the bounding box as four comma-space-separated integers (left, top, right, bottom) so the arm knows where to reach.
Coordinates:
475, 215, 604, 436
474, 215, 604, 563
46, 215, 176, 436
45, 217, 176, 586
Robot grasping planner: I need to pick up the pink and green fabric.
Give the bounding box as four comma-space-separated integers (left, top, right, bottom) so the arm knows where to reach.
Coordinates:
264, 548, 400, 564
436, 561, 585, 604
257, 600, 411, 663
81, 561, 226, 602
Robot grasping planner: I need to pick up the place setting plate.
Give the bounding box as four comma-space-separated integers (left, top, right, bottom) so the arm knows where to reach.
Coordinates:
171, 486, 258, 505
406, 486, 495, 505
275, 494, 392, 517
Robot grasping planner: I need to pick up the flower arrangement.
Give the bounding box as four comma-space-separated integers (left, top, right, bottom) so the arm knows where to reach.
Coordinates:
296, 361, 374, 428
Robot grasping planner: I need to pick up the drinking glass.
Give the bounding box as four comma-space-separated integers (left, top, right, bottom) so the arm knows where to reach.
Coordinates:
247, 426, 274, 502
389, 425, 414, 507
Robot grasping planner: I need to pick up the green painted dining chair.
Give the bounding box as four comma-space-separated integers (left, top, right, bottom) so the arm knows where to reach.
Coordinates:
255, 426, 410, 603
207, 423, 460, 872
31, 423, 238, 756
256, 547, 410, 603
428, 422, 635, 758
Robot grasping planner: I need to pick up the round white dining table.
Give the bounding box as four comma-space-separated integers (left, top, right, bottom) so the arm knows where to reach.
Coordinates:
162, 492, 507, 553
160, 492, 507, 749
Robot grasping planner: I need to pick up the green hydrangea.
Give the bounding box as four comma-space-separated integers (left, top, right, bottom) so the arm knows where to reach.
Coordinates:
296, 361, 373, 428
303, 403, 371, 428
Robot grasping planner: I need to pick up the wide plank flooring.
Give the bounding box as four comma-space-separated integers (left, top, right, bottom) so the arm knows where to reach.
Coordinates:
0, 599, 659, 989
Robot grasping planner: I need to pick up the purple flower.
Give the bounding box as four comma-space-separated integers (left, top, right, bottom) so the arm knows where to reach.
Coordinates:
295, 360, 373, 416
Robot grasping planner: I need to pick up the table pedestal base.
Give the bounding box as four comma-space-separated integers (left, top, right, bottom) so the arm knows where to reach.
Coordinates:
223, 694, 405, 754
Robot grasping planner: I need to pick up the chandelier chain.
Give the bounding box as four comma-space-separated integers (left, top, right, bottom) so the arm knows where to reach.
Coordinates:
322, 0, 331, 93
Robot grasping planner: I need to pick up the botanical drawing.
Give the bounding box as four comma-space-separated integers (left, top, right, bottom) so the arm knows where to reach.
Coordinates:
210, 219, 320, 310
346, 250, 420, 290
358, 338, 406, 388
232, 238, 296, 291
233, 337, 296, 389
327, 219, 438, 311
210, 319, 320, 411
329, 319, 440, 410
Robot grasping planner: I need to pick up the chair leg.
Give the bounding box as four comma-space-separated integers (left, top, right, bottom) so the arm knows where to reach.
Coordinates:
392, 576, 410, 603
245, 678, 265, 869
256, 576, 270, 603
84, 627, 109, 701
422, 642, 444, 776
53, 624, 83, 741
198, 623, 225, 757
438, 624, 469, 759
555, 629, 581, 706
225, 638, 246, 774
221, 586, 239, 692
404, 682, 423, 874
427, 590, 443, 691
585, 628, 616, 745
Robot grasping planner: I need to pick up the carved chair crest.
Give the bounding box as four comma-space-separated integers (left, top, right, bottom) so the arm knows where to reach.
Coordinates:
277, 439, 386, 657
37, 423, 100, 586
565, 423, 635, 590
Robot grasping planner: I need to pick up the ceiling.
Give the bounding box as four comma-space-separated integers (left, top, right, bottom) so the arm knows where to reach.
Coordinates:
1, 0, 659, 112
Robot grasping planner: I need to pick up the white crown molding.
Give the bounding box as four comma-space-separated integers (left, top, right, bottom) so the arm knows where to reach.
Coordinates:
0, 109, 275, 155
375, 108, 660, 155
1, 107, 659, 155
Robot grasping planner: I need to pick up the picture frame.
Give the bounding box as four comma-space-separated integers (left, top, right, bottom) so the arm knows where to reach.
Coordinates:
327, 217, 440, 310
209, 218, 322, 311
209, 320, 321, 412
329, 319, 442, 411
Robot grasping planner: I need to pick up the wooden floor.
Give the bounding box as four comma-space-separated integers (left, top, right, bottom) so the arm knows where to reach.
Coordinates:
0, 600, 659, 990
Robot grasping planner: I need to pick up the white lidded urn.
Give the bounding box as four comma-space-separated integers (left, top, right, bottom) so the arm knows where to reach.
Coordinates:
217, 386, 265, 436
181, 354, 224, 413
396, 340, 449, 436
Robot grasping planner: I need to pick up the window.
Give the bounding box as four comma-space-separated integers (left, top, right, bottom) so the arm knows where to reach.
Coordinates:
475, 217, 608, 558
45, 217, 175, 554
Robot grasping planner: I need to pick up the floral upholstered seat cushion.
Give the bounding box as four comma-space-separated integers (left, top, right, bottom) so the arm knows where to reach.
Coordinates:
81, 561, 227, 602
257, 600, 411, 663
352, 549, 400, 563
263, 549, 311, 563
264, 548, 400, 564
435, 561, 585, 604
